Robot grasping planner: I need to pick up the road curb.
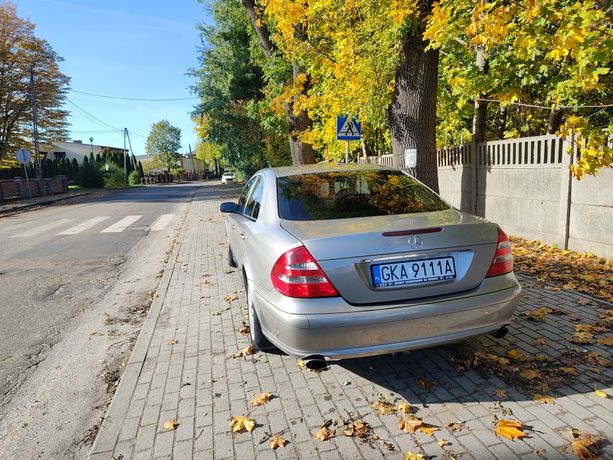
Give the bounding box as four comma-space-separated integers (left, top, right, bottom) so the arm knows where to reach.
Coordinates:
88, 194, 194, 458
0, 191, 93, 217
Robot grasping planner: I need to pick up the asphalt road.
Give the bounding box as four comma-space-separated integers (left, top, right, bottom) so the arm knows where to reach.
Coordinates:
0, 181, 242, 458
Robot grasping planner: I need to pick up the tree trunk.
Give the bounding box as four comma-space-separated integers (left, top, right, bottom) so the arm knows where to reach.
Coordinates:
240, 0, 315, 165
388, 1, 440, 193
547, 109, 563, 134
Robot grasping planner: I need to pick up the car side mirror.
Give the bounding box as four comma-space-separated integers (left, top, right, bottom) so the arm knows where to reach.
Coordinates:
220, 202, 237, 213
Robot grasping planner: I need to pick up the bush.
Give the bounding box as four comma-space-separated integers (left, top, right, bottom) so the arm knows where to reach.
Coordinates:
128, 170, 142, 186
78, 162, 104, 188
102, 165, 126, 188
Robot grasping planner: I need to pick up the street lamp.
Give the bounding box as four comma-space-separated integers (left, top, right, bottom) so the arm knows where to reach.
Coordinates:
89, 137, 94, 154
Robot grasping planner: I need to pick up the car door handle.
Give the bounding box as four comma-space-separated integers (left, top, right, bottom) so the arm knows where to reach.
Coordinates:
240, 233, 245, 240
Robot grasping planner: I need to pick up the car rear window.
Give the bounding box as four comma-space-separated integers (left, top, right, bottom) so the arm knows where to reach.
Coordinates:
277, 170, 450, 221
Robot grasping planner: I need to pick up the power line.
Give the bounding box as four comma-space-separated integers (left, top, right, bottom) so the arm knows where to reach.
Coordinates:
478, 98, 613, 110
65, 98, 123, 132
70, 89, 199, 102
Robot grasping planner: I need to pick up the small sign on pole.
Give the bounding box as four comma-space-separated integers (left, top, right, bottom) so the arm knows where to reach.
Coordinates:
336, 116, 361, 163
16, 148, 33, 199
404, 148, 417, 176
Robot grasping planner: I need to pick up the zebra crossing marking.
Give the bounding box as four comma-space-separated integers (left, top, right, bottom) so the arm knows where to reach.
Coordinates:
100, 215, 142, 233
57, 216, 110, 235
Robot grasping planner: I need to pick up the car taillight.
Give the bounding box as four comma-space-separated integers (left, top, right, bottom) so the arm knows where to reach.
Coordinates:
271, 245, 339, 298
486, 227, 513, 277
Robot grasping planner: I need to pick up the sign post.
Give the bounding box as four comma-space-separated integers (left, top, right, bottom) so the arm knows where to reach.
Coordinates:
336, 116, 361, 163
16, 148, 33, 199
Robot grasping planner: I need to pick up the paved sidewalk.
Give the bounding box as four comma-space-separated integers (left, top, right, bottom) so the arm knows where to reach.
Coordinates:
90, 191, 613, 459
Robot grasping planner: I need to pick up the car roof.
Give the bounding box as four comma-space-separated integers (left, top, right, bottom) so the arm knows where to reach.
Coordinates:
264, 162, 397, 178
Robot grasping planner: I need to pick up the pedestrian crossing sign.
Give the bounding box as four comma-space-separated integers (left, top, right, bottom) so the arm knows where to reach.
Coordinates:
336, 116, 361, 141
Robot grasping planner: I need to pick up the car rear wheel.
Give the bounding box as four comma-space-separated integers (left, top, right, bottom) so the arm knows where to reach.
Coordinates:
228, 246, 237, 268
244, 277, 273, 351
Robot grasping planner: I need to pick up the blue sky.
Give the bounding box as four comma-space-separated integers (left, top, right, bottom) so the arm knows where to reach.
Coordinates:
14, 0, 210, 156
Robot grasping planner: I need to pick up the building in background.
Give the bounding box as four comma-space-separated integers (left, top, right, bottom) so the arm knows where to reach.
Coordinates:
41, 140, 124, 162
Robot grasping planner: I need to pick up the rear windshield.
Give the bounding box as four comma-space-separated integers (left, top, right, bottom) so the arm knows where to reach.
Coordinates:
277, 170, 450, 221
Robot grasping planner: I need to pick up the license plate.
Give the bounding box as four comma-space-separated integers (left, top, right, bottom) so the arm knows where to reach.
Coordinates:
371, 256, 456, 287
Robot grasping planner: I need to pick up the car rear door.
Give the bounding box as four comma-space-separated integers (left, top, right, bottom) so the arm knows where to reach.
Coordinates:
228, 176, 258, 266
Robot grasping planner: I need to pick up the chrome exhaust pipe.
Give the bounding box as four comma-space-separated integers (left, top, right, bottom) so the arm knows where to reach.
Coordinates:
302, 355, 328, 371
491, 325, 509, 339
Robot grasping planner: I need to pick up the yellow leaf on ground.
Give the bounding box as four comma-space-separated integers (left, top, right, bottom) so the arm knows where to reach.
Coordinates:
403, 452, 424, 460
520, 369, 541, 380
416, 377, 435, 389
533, 394, 556, 404
522, 307, 552, 321
397, 415, 424, 433
270, 435, 287, 449
495, 419, 527, 441
397, 402, 411, 414
595, 390, 609, 399
238, 323, 250, 336
598, 336, 613, 346
163, 419, 179, 430
586, 352, 608, 366
494, 388, 508, 398
229, 415, 255, 433
224, 294, 239, 302
570, 332, 594, 344
445, 421, 465, 432
250, 392, 273, 406
297, 360, 305, 368
315, 426, 335, 441
507, 349, 527, 361
438, 439, 450, 447
371, 399, 397, 415
534, 337, 547, 347
418, 426, 439, 436
231, 345, 254, 358
558, 367, 579, 376
571, 432, 603, 458
167, 339, 177, 345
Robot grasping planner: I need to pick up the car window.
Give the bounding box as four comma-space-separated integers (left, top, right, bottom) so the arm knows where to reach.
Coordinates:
277, 170, 450, 221
244, 176, 263, 220
236, 176, 257, 214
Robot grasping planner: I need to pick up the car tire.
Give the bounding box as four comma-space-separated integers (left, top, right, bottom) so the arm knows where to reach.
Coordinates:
228, 247, 238, 268
244, 278, 273, 351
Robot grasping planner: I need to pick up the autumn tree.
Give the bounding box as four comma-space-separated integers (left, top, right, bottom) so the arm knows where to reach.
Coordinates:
425, 0, 612, 178
145, 120, 182, 172
0, 2, 69, 163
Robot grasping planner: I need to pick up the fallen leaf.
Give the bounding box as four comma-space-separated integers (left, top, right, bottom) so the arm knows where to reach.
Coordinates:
397, 402, 412, 414
577, 299, 592, 305
438, 439, 450, 447
520, 369, 541, 380
229, 415, 255, 433
250, 392, 273, 406
382, 441, 395, 451
201, 278, 209, 285
371, 399, 397, 415
507, 349, 527, 361
571, 431, 603, 458
570, 332, 594, 344
270, 435, 287, 449
586, 352, 608, 366
418, 426, 439, 436
231, 345, 254, 358
416, 377, 435, 389
238, 323, 250, 336
495, 419, 526, 441
595, 390, 609, 399
403, 452, 424, 460
297, 360, 305, 368
534, 337, 547, 347
598, 336, 613, 346
397, 415, 424, 433
522, 307, 552, 321
167, 339, 177, 345
164, 419, 179, 430
315, 426, 335, 441
342, 420, 377, 441
224, 294, 239, 302
558, 367, 579, 376
533, 394, 556, 404
494, 388, 508, 398
445, 421, 465, 432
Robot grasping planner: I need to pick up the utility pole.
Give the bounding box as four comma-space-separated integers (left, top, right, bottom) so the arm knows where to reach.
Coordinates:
123, 128, 128, 184
29, 65, 41, 179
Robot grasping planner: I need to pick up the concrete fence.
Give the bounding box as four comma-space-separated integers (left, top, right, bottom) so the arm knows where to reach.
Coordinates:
0, 176, 69, 202
360, 134, 613, 259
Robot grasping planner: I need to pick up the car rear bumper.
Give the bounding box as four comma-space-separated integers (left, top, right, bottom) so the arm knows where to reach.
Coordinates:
254, 277, 521, 360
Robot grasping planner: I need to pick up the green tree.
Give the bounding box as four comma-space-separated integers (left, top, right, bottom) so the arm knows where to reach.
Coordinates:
0, 2, 69, 162
145, 119, 182, 172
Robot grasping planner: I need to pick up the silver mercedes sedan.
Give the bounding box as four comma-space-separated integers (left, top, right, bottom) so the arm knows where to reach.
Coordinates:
220, 164, 521, 368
